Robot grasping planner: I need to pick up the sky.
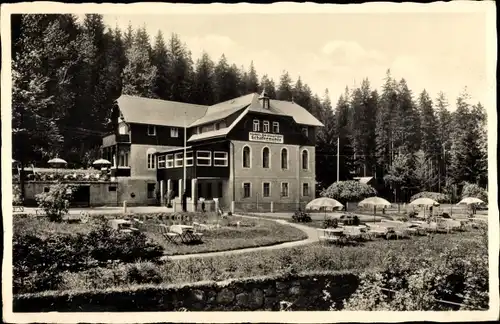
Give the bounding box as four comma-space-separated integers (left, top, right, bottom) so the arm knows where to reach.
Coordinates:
95, 6, 493, 110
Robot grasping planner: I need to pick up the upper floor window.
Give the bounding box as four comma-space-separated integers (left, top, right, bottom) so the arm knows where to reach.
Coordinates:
302, 149, 309, 170
281, 148, 288, 170
243, 146, 251, 168
214, 151, 229, 167
186, 151, 194, 167
166, 154, 174, 168
118, 123, 128, 135
157, 155, 166, 169
301, 126, 308, 137
171, 127, 179, 138
174, 153, 183, 167
263, 121, 270, 133
202, 124, 215, 133
118, 151, 129, 167
272, 122, 280, 133
147, 125, 156, 136
253, 119, 260, 132
147, 148, 157, 169
262, 147, 270, 169
196, 151, 212, 166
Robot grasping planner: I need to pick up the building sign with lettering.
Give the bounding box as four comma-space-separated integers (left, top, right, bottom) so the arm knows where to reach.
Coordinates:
249, 132, 284, 144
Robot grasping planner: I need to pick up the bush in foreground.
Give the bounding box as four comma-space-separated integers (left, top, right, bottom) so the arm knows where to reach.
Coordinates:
35, 183, 76, 222
461, 182, 488, 203
342, 225, 488, 310
13, 222, 164, 294
292, 210, 311, 223
320, 181, 376, 204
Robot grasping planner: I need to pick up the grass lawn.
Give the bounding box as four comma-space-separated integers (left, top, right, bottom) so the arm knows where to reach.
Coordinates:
58, 227, 486, 293
13, 213, 307, 256
144, 216, 307, 256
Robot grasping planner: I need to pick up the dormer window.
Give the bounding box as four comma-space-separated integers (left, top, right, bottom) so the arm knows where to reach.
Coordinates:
253, 119, 260, 132
147, 125, 156, 136
259, 90, 270, 109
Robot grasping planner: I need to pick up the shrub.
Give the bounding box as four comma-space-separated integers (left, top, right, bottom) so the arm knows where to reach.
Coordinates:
125, 262, 162, 285
320, 181, 376, 203
342, 228, 489, 311
410, 192, 450, 203
323, 218, 339, 229
13, 184, 23, 205
35, 183, 77, 222
13, 222, 165, 294
292, 210, 311, 223
461, 182, 488, 203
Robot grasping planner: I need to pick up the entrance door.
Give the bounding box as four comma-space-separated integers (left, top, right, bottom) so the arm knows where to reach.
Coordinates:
71, 185, 90, 207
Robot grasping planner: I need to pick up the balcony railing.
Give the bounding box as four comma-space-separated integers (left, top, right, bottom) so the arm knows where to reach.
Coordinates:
102, 133, 130, 147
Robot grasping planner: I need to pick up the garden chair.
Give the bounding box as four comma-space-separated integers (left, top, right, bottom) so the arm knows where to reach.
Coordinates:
159, 224, 180, 244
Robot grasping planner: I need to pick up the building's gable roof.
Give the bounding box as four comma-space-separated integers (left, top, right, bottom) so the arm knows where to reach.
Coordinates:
187, 107, 250, 142
117, 95, 208, 127
270, 99, 324, 127
189, 93, 256, 127
116, 92, 324, 129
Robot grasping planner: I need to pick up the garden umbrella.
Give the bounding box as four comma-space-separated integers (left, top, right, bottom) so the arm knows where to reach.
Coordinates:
457, 197, 485, 216
92, 158, 112, 169
48, 157, 67, 175
457, 197, 484, 205
306, 197, 343, 220
409, 198, 439, 219
358, 197, 392, 222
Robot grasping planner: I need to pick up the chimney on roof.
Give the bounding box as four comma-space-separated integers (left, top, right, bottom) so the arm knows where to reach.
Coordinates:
258, 90, 270, 109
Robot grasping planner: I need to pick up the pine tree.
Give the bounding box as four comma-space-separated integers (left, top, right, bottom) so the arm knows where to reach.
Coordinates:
166, 33, 194, 102
350, 79, 377, 177
277, 71, 294, 101
192, 52, 216, 105
245, 61, 259, 93
334, 88, 355, 180
395, 79, 421, 154
214, 55, 241, 102
435, 91, 452, 190
375, 69, 398, 177
152, 30, 171, 99
259, 74, 276, 98
316, 89, 337, 189
123, 22, 134, 50
122, 28, 157, 97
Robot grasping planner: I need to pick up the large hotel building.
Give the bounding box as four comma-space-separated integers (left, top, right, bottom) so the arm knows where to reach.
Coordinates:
101, 91, 324, 211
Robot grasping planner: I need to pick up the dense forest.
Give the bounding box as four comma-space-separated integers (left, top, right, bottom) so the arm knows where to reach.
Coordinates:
11, 14, 488, 199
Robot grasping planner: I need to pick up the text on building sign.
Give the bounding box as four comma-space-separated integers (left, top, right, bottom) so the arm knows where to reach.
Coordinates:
248, 132, 284, 144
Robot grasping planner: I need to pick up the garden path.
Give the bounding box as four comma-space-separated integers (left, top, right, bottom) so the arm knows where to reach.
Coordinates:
163, 215, 319, 261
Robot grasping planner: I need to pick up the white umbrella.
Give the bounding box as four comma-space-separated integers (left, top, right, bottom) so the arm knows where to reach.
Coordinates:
410, 198, 439, 219
48, 157, 67, 166
409, 198, 440, 206
93, 158, 112, 169
457, 197, 484, 205
306, 197, 344, 211
306, 197, 343, 220
358, 197, 392, 222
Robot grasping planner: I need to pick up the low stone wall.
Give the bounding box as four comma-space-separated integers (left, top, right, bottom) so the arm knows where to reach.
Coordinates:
13, 271, 360, 312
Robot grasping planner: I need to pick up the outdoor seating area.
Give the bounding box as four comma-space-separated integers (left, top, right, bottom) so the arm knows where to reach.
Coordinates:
159, 223, 204, 244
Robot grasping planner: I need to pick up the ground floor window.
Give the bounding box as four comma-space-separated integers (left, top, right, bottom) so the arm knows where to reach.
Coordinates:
243, 182, 251, 198
119, 151, 129, 167
263, 182, 270, 197
147, 183, 156, 199
157, 155, 166, 168
302, 183, 310, 196
281, 182, 289, 197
